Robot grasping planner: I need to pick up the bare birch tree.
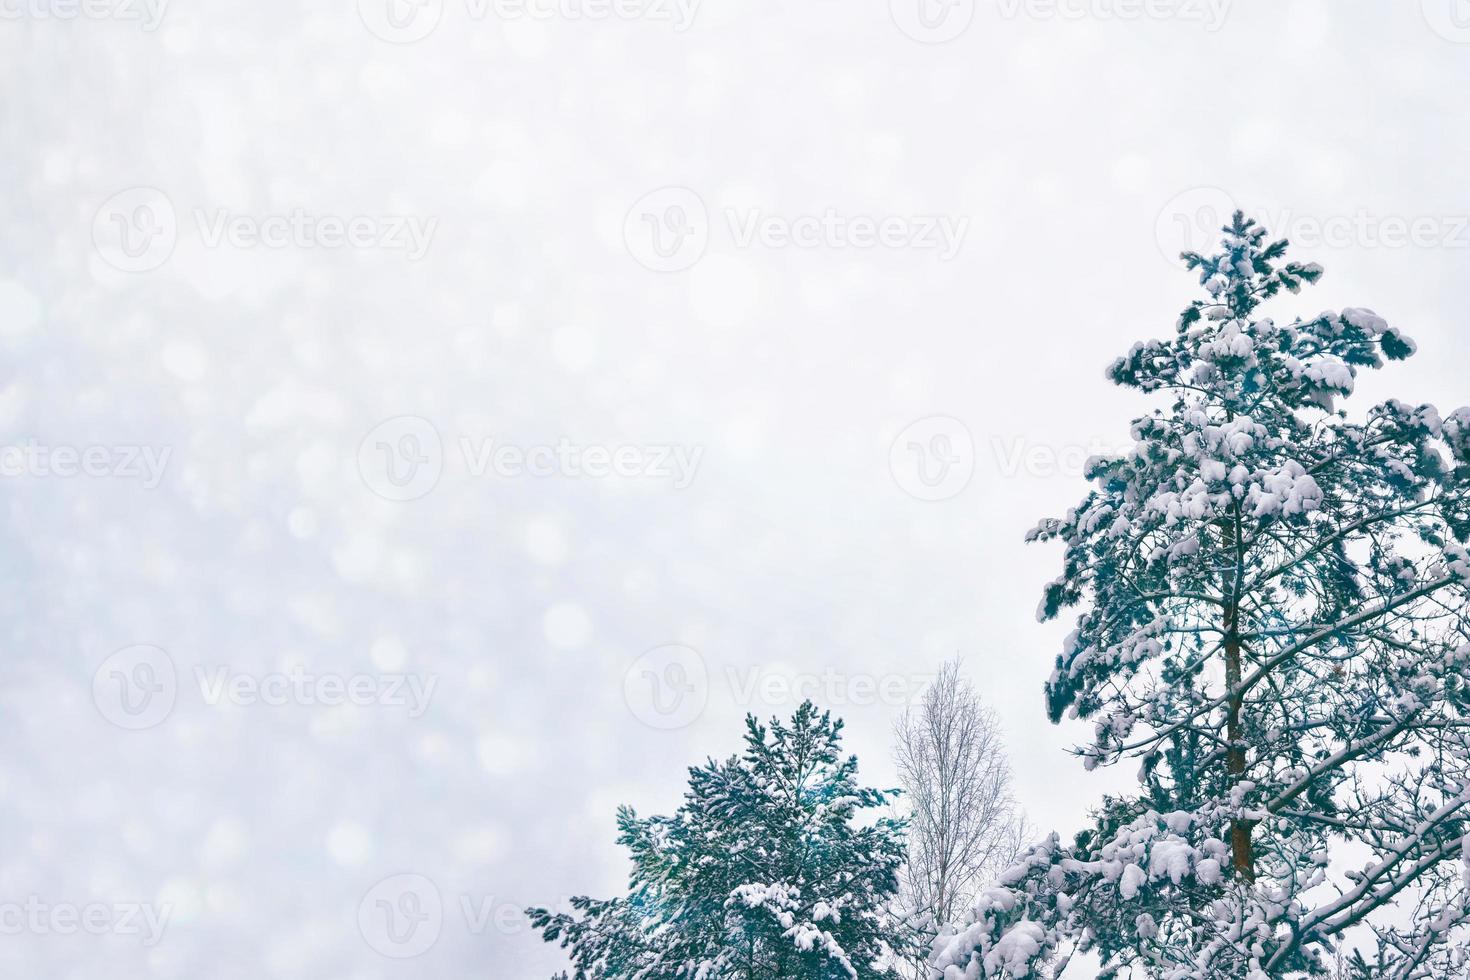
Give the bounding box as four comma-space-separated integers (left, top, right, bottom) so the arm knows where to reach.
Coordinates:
892, 659, 1029, 974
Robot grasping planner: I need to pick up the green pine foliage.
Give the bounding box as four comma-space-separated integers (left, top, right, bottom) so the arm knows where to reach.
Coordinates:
531, 702, 909, 978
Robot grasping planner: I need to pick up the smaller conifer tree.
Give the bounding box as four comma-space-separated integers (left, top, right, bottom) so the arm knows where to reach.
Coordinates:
531, 702, 909, 978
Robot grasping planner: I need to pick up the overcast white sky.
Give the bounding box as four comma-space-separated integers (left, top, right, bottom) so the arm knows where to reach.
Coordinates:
2, 1, 1470, 976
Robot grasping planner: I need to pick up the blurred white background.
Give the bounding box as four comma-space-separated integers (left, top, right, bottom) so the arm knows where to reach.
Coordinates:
2, 0, 1469, 976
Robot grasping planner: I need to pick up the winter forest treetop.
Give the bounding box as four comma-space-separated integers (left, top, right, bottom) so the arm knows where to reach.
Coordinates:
530, 702, 908, 979
934, 213, 1470, 979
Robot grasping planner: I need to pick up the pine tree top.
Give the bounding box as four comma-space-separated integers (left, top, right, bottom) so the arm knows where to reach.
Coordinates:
531, 702, 908, 979
1109, 211, 1418, 418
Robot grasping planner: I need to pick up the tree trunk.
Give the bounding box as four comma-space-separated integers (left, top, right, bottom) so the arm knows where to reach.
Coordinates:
1224, 630, 1254, 882
1221, 512, 1255, 883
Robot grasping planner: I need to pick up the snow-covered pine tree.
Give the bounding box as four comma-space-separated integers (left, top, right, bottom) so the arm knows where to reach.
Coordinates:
931, 213, 1470, 979
530, 701, 909, 978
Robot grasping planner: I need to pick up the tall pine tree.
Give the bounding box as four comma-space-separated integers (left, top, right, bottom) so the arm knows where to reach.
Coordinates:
531, 702, 908, 978
933, 214, 1470, 978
